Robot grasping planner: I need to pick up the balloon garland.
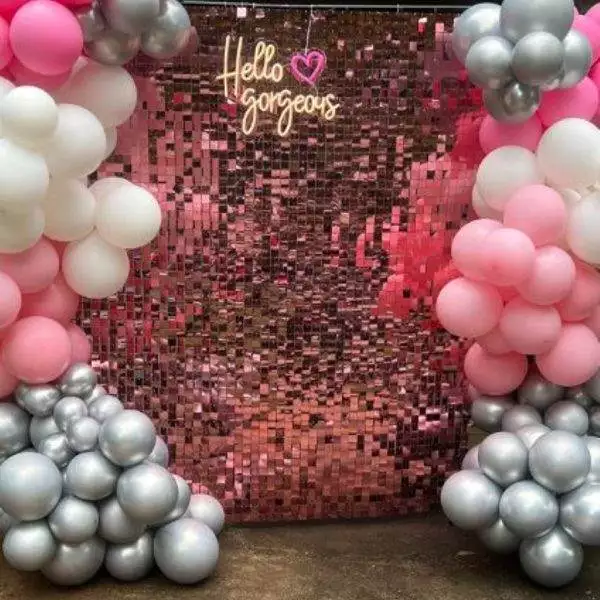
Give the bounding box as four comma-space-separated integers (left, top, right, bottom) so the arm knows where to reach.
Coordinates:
438, 0, 600, 588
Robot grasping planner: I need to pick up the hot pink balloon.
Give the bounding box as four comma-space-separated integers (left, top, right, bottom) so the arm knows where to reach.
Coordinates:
66, 323, 91, 364
1, 316, 71, 384
573, 15, 600, 64
557, 262, 600, 321
464, 343, 528, 395
478, 114, 543, 154
435, 277, 503, 338
585, 305, 600, 338
9, 57, 71, 90
451, 218, 502, 280
20, 275, 80, 324
57, 0, 92, 4
9, 0, 83, 76
588, 3, 600, 25
0, 0, 29, 19
480, 228, 536, 286
503, 185, 567, 247
538, 78, 599, 127
0, 16, 12, 71
0, 360, 17, 399
517, 246, 576, 305
0, 238, 59, 293
477, 326, 512, 355
536, 324, 600, 386
0, 272, 21, 329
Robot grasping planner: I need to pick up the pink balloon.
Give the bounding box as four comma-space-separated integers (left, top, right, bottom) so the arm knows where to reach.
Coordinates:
478, 114, 543, 154
557, 262, 600, 321
66, 323, 91, 364
538, 78, 599, 127
9, 0, 82, 76
0, 238, 59, 294
477, 326, 512, 355
435, 277, 503, 338
499, 297, 562, 355
0, 0, 29, 19
464, 343, 528, 395
480, 228, 536, 287
20, 275, 80, 323
0, 360, 17, 399
0, 17, 12, 71
57, 0, 92, 4
451, 218, 502, 280
1, 316, 71, 384
573, 15, 600, 64
498, 286, 519, 303
536, 324, 600, 386
585, 305, 600, 338
503, 185, 567, 247
517, 246, 576, 305
588, 3, 600, 25
0, 272, 21, 329
9, 57, 71, 90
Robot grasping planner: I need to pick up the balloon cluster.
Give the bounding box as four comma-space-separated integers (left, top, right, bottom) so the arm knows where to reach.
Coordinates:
442, 369, 600, 587
452, 0, 598, 123
0, 363, 225, 586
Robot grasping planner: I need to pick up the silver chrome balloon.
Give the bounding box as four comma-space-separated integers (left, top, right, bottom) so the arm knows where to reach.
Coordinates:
503, 81, 542, 120
186, 494, 226, 535
83, 385, 108, 406
500, 0, 575, 44
48, 496, 99, 544
465, 36, 513, 90
141, 0, 192, 60
471, 395, 515, 432
14, 384, 60, 417
66, 417, 100, 453
461, 445, 480, 470
38, 433, 74, 468
2, 520, 57, 571
146, 436, 169, 467
519, 527, 583, 588
586, 436, 600, 483
64, 451, 119, 501
511, 32, 564, 87
0, 511, 17, 534
85, 29, 141, 66
154, 518, 219, 584
98, 496, 146, 543
588, 407, 600, 436
566, 386, 595, 410
0, 403, 30, 458
478, 432, 528, 487
560, 483, 600, 545
53, 396, 88, 432
41, 537, 106, 586
584, 369, 600, 403
544, 401, 589, 435
515, 424, 550, 450
59, 363, 98, 399
88, 394, 123, 422
518, 373, 564, 411
100, 0, 163, 34
501, 405, 542, 433
153, 474, 190, 525
478, 518, 520, 555
451, 3, 501, 64
74, 2, 107, 44
99, 410, 156, 467
30, 415, 60, 450
105, 532, 154, 581
557, 30, 593, 89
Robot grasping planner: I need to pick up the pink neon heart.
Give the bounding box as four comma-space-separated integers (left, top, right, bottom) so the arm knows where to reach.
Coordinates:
290, 50, 327, 86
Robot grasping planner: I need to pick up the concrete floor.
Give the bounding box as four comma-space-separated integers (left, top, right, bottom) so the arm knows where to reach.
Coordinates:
3, 514, 600, 600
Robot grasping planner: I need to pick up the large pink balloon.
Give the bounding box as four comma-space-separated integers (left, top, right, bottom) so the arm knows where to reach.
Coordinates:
536, 324, 600, 386
538, 78, 599, 127
435, 277, 503, 338
499, 297, 562, 355
0, 361, 17, 399
0, 238, 59, 293
66, 323, 91, 364
464, 343, 528, 395
451, 219, 501, 280
585, 306, 600, 339
20, 275, 80, 324
480, 228, 536, 286
9, 57, 71, 91
573, 15, 600, 64
557, 262, 600, 321
477, 326, 512, 355
479, 115, 543, 154
0, 272, 21, 329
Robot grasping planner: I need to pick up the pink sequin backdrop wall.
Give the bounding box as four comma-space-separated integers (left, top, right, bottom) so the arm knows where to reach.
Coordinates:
82, 6, 483, 522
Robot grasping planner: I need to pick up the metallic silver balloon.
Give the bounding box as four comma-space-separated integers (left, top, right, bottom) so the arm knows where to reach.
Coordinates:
2, 520, 57, 571
53, 396, 88, 432
552, 30, 593, 89
586, 436, 600, 483
483, 82, 541, 123
511, 32, 564, 86
105, 532, 154, 581
41, 537, 106, 586
146, 436, 169, 467
98, 496, 146, 543
519, 527, 583, 588
0, 511, 17, 535
465, 36, 513, 90
529, 431, 591, 494
100, 0, 163, 34
518, 373, 564, 411
66, 417, 100, 453
478, 432, 528, 487
584, 368, 600, 403
75, 2, 107, 43
461, 445, 479, 470
83, 385, 108, 406
48, 496, 99, 544
64, 451, 119, 501
99, 410, 156, 467
515, 424, 550, 450
440, 470, 501, 530
116, 463, 178, 524
500, 0, 575, 44
14, 384, 60, 417
451, 3, 501, 64
153, 474, 190, 525
38, 433, 74, 468
141, 0, 192, 60
88, 394, 123, 422
85, 29, 141, 66
544, 401, 589, 435
566, 386, 594, 410
478, 519, 520, 554
560, 483, 600, 545
186, 494, 225, 536
471, 395, 515, 432
30, 415, 60, 450
588, 406, 600, 436
0, 403, 30, 458
154, 518, 219, 584
59, 363, 98, 399
0, 452, 62, 520
501, 405, 542, 433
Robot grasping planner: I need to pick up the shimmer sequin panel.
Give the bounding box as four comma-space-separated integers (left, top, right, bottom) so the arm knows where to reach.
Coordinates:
84, 7, 482, 522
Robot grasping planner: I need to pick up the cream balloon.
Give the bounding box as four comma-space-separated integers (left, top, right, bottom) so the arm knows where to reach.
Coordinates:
0, 207, 45, 254
567, 192, 600, 264
89, 177, 132, 202
472, 186, 503, 219
104, 127, 117, 159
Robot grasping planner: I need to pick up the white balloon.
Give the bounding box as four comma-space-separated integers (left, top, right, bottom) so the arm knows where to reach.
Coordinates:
90, 177, 132, 202
104, 127, 118, 159
556, 187, 581, 208
567, 191, 600, 264
96, 184, 161, 249
472, 185, 503, 219
537, 118, 600, 190
42, 179, 97, 242
0, 207, 45, 254
0, 139, 49, 214
0, 86, 58, 148
55, 61, 137, 128
476, 146, 543, 211
62, 231, 130, 299
43, 104, 107, 180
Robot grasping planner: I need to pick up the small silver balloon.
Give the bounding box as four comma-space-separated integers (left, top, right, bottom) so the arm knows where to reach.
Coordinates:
53, 396, 88, 432
83, 385, 107, 406
478, 432, 528, 487
544, 400, 589, 435
99, 410, 156, 467
66, 417, 100, 453
117, 463, 178, 524
98, 496, 146, 543
41, 537, 106, 586
461, 445, 480, 470
586, 436, 600, 483
153, 474, 190, 526
515, 424, 550, 450
85, 29, 141, 66
478, 519, 520, 555
471, 395, 515, 432
556, 29, 593, 89
105, 532, 154, 581
511, 32, 564, 86
518, 373, 564, 411
0, 452, 62, 520
75, 2, 107, 43
0, 403, 30, 458
154, 518, 219, 584
440, 470, 501, 530
141, 0, 192, 60
566, 386, 595, 410
64, 451, 119, 501
501, 405, 542, 433
30, 416, 60, 450
451, 3, 501, 64
59, 363, 98, 399
465, 36, 513, 90
529, 430, 590, 494
48, 496, 99, 544
560, 483, 600, 545
483, 82, 541, 123
500, 0, 575, 44
100, 0, 163, 34
186, 494, 225, 536
589, 406, 600, 436
88, 394, 123, 422
14, 384, 60, 417
2, 520, 57, 571
38, 433, 74, 468
519, 527, 583, 588
0, 512, 17, 535
146, 436, 169, 467
584, 368, 600, 402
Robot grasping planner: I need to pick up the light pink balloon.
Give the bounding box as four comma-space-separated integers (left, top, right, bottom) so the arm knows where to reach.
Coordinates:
557, 262, 600, 321
0, 360, 17, 399
464, 343, 528, 395
588, 3, 600, 25
477, 326, 512, 355
480, 228, 536, 286
498, 287, 519, 303
0, 238, 59, 294
451, 218, 502, 280
0, 272, 21, 329
66, 323, 91, 364
585, 305, 600, 338
479, 115, 543, 154
536, 324, 600, 386
435, 277, 503, 338
538, 78, 599, 127
517, 246, 576, 305
573, 15, 600, 64
20, 275, 80, 324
